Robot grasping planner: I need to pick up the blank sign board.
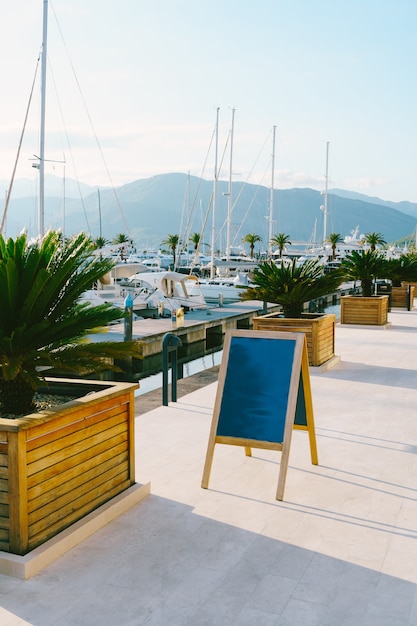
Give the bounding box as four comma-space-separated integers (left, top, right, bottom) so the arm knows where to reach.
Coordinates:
201, 330, 318, 500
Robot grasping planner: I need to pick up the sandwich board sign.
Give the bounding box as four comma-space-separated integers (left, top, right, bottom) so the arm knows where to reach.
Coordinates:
201, 329, 318, 500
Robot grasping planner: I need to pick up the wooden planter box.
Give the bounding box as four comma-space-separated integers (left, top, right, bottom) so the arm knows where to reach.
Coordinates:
252, 312, 336, 366
391, 285, 415, 309
0, 378, 137, 556
403, 282, 417, 293
340, 295, 389, 325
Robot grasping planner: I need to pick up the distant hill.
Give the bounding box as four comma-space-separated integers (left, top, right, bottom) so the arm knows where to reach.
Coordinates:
0, 173, 96, 200
2, 173, 417, 250
331, 188, 417, 219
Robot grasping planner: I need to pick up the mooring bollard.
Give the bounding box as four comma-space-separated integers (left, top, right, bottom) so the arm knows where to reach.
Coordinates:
162, 332, 183, 406
123, 293, 134, 379
124, 293, 134, 341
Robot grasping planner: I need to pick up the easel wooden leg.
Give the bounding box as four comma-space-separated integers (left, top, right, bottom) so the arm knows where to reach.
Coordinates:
276, 441, 291, 501
301, 346, 319, 465
201, 442, 215, 489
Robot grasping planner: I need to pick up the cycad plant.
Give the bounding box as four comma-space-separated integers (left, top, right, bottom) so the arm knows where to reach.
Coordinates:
341, 250, 385, 296
0, 230, 140, 416
241, 258, 344, 318
381, 255, 417, 286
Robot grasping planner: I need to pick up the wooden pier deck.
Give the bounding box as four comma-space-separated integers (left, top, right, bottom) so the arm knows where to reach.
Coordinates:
101, 300, 281, 360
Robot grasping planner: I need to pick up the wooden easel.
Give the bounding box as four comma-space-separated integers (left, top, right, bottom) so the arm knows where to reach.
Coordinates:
201, 330, 318, 500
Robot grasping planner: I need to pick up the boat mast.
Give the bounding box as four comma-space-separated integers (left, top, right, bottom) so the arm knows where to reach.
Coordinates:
268, 125, 276, 257
225, 107, 235, 264
98, 189, 102, 238
210, 107, 219, 279
322, 140, 329, 244
62, 165, 65, 238
39, 0, 48, 237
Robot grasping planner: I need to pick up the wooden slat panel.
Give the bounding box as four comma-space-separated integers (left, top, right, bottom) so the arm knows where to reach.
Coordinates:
27, 440, 128, 497
25, 392, 132, 440
28, 461, 128, 523
26, 409, 128, 466
341, 296, 388, 325
0, 525, 10, 540
0, 491, 9, 505
26, 402, 129, 453
8, 430, 29, 555
253, 313, 335, 366
391, 286, 414, 308
0, 536, 9, 547
28, 479, 132, 551
27, 422, 128, 477
27, 432, 129, 488
28, 451, 129, 514
128, 387, 135, 480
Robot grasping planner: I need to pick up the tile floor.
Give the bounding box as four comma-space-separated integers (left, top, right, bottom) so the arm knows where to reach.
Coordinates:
1, 309, 417, 625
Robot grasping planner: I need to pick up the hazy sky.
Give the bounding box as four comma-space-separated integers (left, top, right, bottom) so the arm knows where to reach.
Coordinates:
1, 0, 417, 202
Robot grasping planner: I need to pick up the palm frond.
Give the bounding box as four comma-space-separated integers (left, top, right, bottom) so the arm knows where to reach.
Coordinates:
241, 259, 344, 317
0, 231, 138, 401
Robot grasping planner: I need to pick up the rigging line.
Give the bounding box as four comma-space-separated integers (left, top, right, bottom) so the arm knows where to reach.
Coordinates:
181, 124, 216, 241
0, 53, 41, 235
47, 60, 91, 233
183, 125, 229, 255
218, 130, 230, 180
189, 191, 214, 274
230, 127, 272, 219
232, 164, 269, 246
210, 133, 231, 251
178, 176, 190, 255
229, 129, 272, 248
49, 2, 130, 235
178, 176, 196, 267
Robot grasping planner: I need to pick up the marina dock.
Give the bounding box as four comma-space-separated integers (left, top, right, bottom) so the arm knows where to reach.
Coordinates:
103, 300, 281, 378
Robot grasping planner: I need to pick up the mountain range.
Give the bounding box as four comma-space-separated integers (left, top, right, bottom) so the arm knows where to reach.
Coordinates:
2, 173, 417, 251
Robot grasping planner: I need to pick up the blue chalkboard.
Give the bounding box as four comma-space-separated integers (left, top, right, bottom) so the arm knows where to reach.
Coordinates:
216, 335, 297, 444
201, 329, 318, 500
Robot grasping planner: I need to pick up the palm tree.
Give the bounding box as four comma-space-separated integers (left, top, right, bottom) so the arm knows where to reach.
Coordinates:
241, 258, 344, 318
270, 233, 291, 258
112, 233, 131, 245
93, 235, 110, 250
161, 234, 180, 268
189, 232, 201, 252
326, 233, 343, 261
0, 231, 140, 415
189, 232, 209, 265
242, 233, 262, 259
341, 250, 385, 296
363, 232, 386, 251
112, 233, 134, 260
